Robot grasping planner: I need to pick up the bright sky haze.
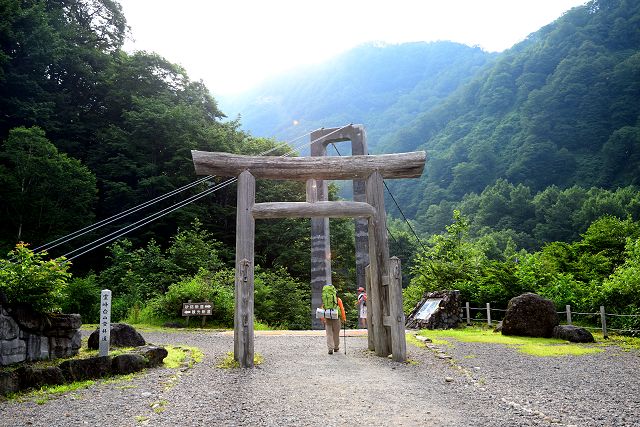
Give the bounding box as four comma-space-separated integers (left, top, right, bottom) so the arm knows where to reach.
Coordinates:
119, 0, 587, 96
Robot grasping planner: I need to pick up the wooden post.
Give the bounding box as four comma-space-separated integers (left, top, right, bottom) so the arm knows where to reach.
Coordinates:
186, 299, 192, 327
600, 306, 608, 339
365, 264, 375, 351
388, 257, 406, 362
466, 302, 471, 326
486, 303, 492, 327
234, 171, 255, 368
566, 305, 572, 325
366, 171, 391, 357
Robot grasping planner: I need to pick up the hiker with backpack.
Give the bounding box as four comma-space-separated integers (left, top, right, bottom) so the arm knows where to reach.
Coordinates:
318, 283, 346, 354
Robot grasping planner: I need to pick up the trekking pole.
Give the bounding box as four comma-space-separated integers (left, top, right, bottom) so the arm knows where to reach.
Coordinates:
343, 320, 347, 355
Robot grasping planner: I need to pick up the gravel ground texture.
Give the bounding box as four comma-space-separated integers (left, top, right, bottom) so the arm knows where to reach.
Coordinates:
1, 328, 638, 427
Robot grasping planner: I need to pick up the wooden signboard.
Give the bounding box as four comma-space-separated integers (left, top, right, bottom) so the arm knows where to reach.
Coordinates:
182, 302, 213, 316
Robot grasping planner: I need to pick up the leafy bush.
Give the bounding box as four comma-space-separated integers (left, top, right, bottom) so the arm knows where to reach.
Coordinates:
60, 274, 101, 323
0, 243, 70, 312
149, 269, 234, 326
253, 266, 309, 330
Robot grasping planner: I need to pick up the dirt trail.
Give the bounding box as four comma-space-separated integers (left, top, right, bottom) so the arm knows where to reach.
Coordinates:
1, 330, 637, 426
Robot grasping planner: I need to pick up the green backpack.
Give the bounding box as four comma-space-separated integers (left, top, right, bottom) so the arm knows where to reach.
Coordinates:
321, 285, 338, 310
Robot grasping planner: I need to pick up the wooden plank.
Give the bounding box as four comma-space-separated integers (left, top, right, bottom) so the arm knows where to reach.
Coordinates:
251, 201, 375, 219
365, 265, 375, 351
366, 171, 391, 357
234, 171, 255, 368
388, 256, 406, 362
191, 150, 426, 180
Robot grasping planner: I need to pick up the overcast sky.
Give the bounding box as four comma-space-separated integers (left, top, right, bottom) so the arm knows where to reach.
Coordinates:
118, 0, 586, 96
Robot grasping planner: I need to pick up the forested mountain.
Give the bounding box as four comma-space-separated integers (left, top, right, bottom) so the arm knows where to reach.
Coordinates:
384, 0, 640, 231
223, 0, 640, 253
220, 41, 496, 150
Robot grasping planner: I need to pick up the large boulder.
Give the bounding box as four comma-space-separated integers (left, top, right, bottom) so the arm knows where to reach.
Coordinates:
0, 338, 26, 365
502, 293, 559, 338
0, 370, 20, 395
553, 325, 595, 343
0, 313, 19, 340
49, 330, 82, 359
111, 354, 146, 375
88, 323, 146, 349
17, 365, 65, 390
406, 290, 461, 329
59, 356, 112, 382
7, 305, 49, 333
44, 313, 82, 335
135, 345, 169, 367
24, 333, 50, 361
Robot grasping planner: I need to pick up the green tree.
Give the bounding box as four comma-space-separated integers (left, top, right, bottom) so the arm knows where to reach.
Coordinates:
0, 243, 71, 312
0, 126, 97, 250
406, 210, 486, 310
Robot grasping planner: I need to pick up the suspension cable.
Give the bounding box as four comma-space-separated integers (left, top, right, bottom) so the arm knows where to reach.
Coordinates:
61, 125, 354, 261
64, 179, 238, 262
35, 174, 216, 254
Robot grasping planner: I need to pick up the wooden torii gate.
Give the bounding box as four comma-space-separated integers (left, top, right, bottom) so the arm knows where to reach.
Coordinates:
191, 148, 426, 367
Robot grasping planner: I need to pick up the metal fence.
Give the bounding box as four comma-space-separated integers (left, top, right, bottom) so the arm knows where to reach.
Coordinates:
462, 302, 640, 338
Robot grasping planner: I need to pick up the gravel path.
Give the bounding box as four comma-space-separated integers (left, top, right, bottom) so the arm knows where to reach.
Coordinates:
1, 329, 638, 426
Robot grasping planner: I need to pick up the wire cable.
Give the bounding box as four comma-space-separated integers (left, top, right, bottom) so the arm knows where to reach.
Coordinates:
34, 174, 216, 254
62, 125, 354, 261
63, 178, 237, 262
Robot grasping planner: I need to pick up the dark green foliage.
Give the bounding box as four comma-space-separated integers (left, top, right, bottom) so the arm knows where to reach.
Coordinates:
95, 220, 226, 319
417, 181, 640, 252
383, 0, 640, 228
253, 266, 310, 330
60, 274, 101, 323
407, 210, 640, 322
149, 269, 235, 326
0, 126, 97, 252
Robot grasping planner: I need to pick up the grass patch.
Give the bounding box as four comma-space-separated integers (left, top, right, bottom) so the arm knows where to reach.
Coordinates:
406, 333, 426, 348
163, 345, 203, 369
8, 379, 96, 403
150, 399, 167, 414
417, 327, 603, 357
216, 351, 263, 368
596, 333, 640, 351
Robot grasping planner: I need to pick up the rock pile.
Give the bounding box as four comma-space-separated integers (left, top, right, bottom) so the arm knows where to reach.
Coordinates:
0, 304, 81, 366
0, 345, 168, 396
406, 290, 461, 329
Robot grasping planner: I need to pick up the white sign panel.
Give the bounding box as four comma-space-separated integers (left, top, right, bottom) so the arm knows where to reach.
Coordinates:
99, 289, 112, 357
415, 298, 442, 321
